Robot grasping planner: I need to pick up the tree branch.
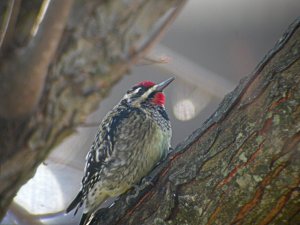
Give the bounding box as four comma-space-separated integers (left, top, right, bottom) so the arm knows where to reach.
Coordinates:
0, 0, 73, 118
0, 0, 20, 51
0, 0, 185, 220
90, 17, 300, 225
129, 0, 188, 63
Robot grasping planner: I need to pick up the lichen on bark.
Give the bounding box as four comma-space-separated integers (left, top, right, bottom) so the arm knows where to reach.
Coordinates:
90, 18, 300, 225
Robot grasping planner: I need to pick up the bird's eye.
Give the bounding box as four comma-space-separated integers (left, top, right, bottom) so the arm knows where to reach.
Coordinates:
126, 87, 137, 94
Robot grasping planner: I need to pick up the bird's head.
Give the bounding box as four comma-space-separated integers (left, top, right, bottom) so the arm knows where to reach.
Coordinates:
123, 77, 174, 107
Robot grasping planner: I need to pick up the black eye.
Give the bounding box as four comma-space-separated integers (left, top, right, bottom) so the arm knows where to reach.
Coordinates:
126, 87, 137, 94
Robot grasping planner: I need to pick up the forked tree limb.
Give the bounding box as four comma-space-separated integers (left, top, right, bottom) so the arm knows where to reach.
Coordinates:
0, 0, 21, 50
0, 0, 186, 220
0, 0, 73, 118
90, 18, 300, 225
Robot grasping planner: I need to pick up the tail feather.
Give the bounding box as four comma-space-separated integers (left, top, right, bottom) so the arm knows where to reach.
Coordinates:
66, 190, 83, 215
79, 212, 91, 225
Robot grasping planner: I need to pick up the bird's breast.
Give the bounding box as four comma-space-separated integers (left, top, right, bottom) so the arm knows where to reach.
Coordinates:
103, 118, 170, 192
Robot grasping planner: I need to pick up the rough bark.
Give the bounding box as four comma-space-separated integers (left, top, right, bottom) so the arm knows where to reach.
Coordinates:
90, 18, 300, 225
0, 0, 73, 118
0, 0, 186, 220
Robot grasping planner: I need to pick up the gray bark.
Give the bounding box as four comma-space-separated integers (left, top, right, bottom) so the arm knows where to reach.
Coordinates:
90, 18, 300, 225
0, 0, 186, 220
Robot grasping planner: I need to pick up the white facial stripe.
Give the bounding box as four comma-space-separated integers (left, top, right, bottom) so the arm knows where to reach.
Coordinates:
123, 87, 142, 103
133, 87, 141, 94
123, 85, 158, 106
140, 85, 156, 100
123, 93, 130, 99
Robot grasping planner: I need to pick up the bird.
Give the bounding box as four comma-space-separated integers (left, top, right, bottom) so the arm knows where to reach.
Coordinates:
66, 77, 174, 225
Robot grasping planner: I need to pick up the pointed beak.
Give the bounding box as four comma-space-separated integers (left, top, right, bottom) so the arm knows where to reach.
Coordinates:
154, 77, 175, 92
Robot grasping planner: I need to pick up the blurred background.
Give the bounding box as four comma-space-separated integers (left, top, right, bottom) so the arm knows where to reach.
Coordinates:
2, 0, 300, 224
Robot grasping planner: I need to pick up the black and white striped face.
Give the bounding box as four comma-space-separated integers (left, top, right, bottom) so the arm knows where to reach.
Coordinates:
122, 78, 174, 107
124, 85, 149, 101
123, 82, 154, 105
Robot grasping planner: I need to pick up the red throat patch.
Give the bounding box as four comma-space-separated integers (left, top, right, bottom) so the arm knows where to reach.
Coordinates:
152, 92, 165, 106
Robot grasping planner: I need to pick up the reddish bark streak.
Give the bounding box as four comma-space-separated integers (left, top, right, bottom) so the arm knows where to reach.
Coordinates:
268, 92, 290, 111
206, 205, 222, 225
247, 142, 264, 165
126, 191, 155, 217
258, 117, 273, 135
220, 113, 274, 185
282, 132, 300, 155
230, 164, 286, 225
258, 184, 300, 225
161, 166, 171, 177
217, 141, 265, 188
169, 151, 184, 162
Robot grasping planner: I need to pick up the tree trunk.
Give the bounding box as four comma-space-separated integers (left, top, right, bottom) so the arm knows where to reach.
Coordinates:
90, 18, 300, 225
0, 0, 186, 220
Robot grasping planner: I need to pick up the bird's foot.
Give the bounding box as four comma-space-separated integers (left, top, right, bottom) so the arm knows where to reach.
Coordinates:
169, 147, 174, 153
126, 184, 140, 204
126, 177, 154, 205
125, 148, 175, 205
140, 176, 155, 188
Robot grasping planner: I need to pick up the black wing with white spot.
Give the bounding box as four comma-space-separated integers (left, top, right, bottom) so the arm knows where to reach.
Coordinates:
66, 104, 132, 214
80, 106, 133, 202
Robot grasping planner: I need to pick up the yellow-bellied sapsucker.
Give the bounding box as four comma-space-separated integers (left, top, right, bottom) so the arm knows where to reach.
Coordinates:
66, 77, 174, 225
